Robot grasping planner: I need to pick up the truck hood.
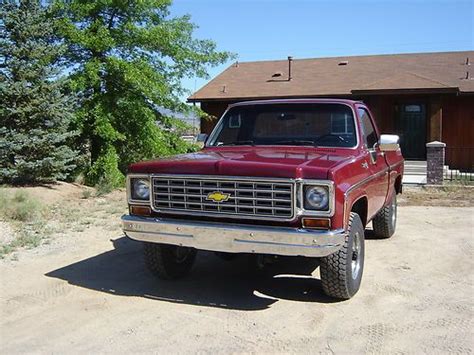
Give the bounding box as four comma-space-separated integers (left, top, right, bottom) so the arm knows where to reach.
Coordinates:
129, 147, 355, 180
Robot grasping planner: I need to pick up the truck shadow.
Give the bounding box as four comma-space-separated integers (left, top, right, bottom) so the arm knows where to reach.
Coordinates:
46, 236, 339, 311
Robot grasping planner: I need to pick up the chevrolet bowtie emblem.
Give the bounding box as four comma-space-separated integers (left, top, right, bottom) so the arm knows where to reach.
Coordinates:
206, 191, 230, 203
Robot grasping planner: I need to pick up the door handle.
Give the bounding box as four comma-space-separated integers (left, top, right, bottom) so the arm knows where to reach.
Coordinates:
362, 161, 369, 169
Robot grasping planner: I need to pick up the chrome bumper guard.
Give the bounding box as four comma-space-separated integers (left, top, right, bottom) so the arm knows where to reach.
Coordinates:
122, 215, 346, 257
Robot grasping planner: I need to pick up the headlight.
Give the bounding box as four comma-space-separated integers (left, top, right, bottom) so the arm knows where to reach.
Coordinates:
304, 186, 329, 210
131, 178, 150, 200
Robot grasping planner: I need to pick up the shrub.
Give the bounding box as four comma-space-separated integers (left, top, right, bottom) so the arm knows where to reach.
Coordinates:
86, 147, 124, 189
0, 190, 44, 222
95, 177, 116, 197
81, 189, 93, 199
0, 189, 47, 258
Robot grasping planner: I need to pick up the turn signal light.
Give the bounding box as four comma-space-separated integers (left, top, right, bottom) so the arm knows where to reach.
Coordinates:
130, 205, 151, 216
302, 217, 331, 230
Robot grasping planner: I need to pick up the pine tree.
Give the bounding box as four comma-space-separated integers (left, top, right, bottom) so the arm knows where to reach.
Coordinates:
55, 0, 233, 187
0, 0, 78, 184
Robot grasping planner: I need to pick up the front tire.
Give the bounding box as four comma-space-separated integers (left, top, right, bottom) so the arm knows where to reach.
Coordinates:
320, 212, 365, 300
144, 243, 197, 280
372, 191, 397, 239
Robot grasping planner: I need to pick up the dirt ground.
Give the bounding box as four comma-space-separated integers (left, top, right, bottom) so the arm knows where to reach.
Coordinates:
0, 185, 473, 354
399, 185, 474, 207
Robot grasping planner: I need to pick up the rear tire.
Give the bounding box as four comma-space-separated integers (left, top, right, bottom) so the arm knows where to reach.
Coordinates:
320, 212, 365, 300
372, 191, 397, 239
144, 243, 197, 280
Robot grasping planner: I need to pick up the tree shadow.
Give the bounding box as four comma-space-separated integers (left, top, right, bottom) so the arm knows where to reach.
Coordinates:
46, 236, 340, 311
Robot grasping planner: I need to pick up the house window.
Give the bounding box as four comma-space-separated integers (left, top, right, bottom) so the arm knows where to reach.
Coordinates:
331, 113, 354, 134
404, 104, 422, 113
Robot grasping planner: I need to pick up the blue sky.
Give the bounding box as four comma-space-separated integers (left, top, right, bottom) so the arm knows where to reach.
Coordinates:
171, 0, 474, 100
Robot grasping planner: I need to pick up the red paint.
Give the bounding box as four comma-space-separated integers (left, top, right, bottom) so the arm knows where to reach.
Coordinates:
128, 99, 404, 230
129, 146, 356, 180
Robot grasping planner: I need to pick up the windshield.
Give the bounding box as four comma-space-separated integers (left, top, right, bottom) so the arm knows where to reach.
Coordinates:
207, 103, 357, 148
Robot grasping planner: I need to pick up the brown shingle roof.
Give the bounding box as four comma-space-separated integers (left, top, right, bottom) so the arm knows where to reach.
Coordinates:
188, 51, 474, 101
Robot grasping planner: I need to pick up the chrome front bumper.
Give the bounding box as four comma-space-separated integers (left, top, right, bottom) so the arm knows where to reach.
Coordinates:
122, 215, 346, 257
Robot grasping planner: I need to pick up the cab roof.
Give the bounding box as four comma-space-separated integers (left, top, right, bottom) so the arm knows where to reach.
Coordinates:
228, 98, 363, 108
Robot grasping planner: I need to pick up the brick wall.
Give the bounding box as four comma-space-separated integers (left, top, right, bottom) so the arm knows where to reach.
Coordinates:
426, 141, 446, 185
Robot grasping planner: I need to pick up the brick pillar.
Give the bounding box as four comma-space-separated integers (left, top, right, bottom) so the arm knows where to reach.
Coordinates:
426, 141, 446, 185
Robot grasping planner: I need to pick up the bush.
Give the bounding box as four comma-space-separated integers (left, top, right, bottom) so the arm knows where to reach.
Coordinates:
95, 177, 116, 196
85, 146, 124, 188
0, 190, 44, 222
81, 189, 93, 199
0, 189, 47, 258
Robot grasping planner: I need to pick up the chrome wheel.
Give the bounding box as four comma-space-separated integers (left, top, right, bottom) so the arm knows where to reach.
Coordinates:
351, 231, 362, 280
391, 196, 397, 228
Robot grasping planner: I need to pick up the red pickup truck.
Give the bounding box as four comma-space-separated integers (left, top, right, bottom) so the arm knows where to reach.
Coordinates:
122, 99, 404, 299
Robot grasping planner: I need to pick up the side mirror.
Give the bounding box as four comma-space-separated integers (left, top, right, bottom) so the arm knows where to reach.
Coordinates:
378, 134, 400, 152
196, 133, 208, 143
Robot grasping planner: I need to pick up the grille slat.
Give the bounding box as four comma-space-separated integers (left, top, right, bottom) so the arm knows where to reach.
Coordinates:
154, 185, 291, 194
154, 192, 291, 202
152, 176, 294, 220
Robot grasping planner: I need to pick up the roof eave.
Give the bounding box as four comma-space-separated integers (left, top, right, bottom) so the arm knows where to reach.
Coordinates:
187, 93, 354, 103
187, 88, 466, 103
350, 87, 460, 95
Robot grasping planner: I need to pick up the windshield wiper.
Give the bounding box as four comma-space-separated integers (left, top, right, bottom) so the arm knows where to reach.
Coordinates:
220, 140, 255, 146
274, 140, 316, 146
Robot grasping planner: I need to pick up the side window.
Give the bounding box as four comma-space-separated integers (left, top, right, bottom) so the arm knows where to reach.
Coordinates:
358, 108, 378, 148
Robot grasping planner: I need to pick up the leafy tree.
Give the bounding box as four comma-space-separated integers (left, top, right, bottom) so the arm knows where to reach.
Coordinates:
55, 0, 233, 186
0, 0, 79, 184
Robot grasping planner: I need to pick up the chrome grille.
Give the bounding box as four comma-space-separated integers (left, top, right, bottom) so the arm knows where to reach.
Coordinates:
152, 176, 294, 220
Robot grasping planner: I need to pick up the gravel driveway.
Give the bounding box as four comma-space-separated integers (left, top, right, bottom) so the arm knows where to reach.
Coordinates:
1, 206, 473, 354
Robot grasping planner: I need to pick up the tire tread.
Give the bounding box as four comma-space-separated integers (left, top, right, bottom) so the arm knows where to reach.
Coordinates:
320, 212, 363, 300
372, 192, 396, 239
144, 243, 196, 279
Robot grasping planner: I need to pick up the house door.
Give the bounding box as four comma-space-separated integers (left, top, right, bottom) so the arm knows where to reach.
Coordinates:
397, 103, 426, 160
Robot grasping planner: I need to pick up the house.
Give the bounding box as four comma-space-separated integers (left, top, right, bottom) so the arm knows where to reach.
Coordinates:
188, 51, 474, 170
